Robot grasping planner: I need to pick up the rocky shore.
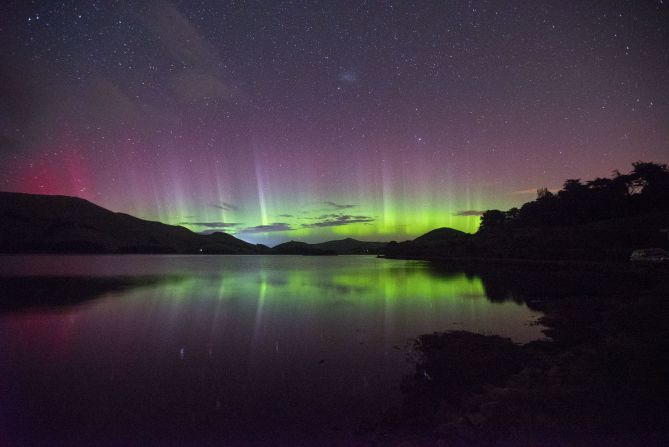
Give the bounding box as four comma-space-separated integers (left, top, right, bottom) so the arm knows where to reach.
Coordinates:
370, 264, 669, 446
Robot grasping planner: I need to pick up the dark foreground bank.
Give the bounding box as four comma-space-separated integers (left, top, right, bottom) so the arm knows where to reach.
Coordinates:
368, 263, 669, 447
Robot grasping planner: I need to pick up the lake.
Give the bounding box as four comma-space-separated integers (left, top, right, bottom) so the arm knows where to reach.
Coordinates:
0, 255, 544, 446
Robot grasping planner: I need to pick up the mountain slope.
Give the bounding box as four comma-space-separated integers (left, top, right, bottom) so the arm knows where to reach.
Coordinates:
413, 227, 468, 244
270, 241, 337, 255
311, 238, 388, 254
0, 191, 264, 254
270, 238, 389, 255
383, 214, 669, 262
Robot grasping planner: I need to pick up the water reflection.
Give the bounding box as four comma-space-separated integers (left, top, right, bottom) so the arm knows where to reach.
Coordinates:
0, 255, 544, 446
0, 275, 177, 311
428, 261, 652, 307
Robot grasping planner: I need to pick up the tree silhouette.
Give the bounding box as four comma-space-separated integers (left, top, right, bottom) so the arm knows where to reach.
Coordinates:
629, 161, 669, 211
480, 210, 507, 231
478, 161, 669, 231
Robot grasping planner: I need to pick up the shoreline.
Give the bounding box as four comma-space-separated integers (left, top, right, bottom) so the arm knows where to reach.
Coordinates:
380, 254, 640, 269
372, 261, 669, 446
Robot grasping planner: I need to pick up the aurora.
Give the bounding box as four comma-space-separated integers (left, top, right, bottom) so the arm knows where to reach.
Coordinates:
1, 1, 668, 246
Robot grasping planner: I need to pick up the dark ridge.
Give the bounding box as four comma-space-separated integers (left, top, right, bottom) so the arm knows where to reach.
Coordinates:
270, 238, 389, 255
0, 275, 177, 311
310, 237, 388, 254
0, 191, 266, 254
271, 240, 337, 256
413, 227, 468, 244
383, 162, 669, 262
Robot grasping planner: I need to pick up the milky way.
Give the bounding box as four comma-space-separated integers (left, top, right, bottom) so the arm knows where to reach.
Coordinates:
1, 1, 668, 244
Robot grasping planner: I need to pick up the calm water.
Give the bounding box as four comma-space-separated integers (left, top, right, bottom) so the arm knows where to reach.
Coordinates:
0, 255, 544, 446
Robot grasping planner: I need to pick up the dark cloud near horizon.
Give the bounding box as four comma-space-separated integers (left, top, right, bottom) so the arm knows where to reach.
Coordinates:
324, 201, 357, 210
210, 202, 239, 212
199, 229, 234, 235
302, 214, 374, 228
314, 213, 340, 219
179, 221, 240, 228
455, 210, 485, 217
278, 213, 293, 218
238, 222, 293, 233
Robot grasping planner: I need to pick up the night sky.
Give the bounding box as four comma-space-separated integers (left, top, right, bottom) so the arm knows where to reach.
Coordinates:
1, 1, 668, 244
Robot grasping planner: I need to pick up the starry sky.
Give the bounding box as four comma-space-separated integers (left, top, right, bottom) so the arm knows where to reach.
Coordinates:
1, 1, 668, 245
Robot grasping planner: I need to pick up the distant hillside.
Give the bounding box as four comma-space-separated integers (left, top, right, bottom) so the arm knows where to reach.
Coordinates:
311, 238, 388, 254
383, 162, 669, 263
271, 241, 337, 256
0, 191, 266, 254
383, 226, 471, 259
270, 238, 389, 255
383, 213, 669, 262
413, 227, 467, 244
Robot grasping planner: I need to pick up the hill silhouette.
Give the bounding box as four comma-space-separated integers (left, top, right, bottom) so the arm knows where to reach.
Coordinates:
270, 238, 389, 255
270, 241, 337, 256
0, 192, 266, 254
413, 227, 467, 244
384, 161, 669, 262
310, 237, 387, 254
5, 161, 667, 260
0, 192, 390, 255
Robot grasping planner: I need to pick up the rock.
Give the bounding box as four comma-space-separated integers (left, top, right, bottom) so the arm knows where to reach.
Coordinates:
547, 365, 562, 387
433, 422, 457, 436
481, 383, 495, 393
547, 365, 561, 378
467, 412, 486, 426
435, 400, 461, 424
490, 387, 511, 399
479, 401, 500, 417
463, 393, 486, 411
557, 351, 575, 362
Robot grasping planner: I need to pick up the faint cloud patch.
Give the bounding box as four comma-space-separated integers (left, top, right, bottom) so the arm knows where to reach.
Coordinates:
238, 223, 294, 233
512, 187, 559, 195
455, 210, 485, 216
339, 71, 358, 83
210, 202, 239, 212
142, 0, 245, 105
179, 221, 240, 228
302, 214, 374, 228
324, 201, 357, 210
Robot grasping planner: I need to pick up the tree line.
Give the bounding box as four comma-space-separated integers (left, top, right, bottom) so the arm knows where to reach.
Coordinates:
480, 161, 669, 231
